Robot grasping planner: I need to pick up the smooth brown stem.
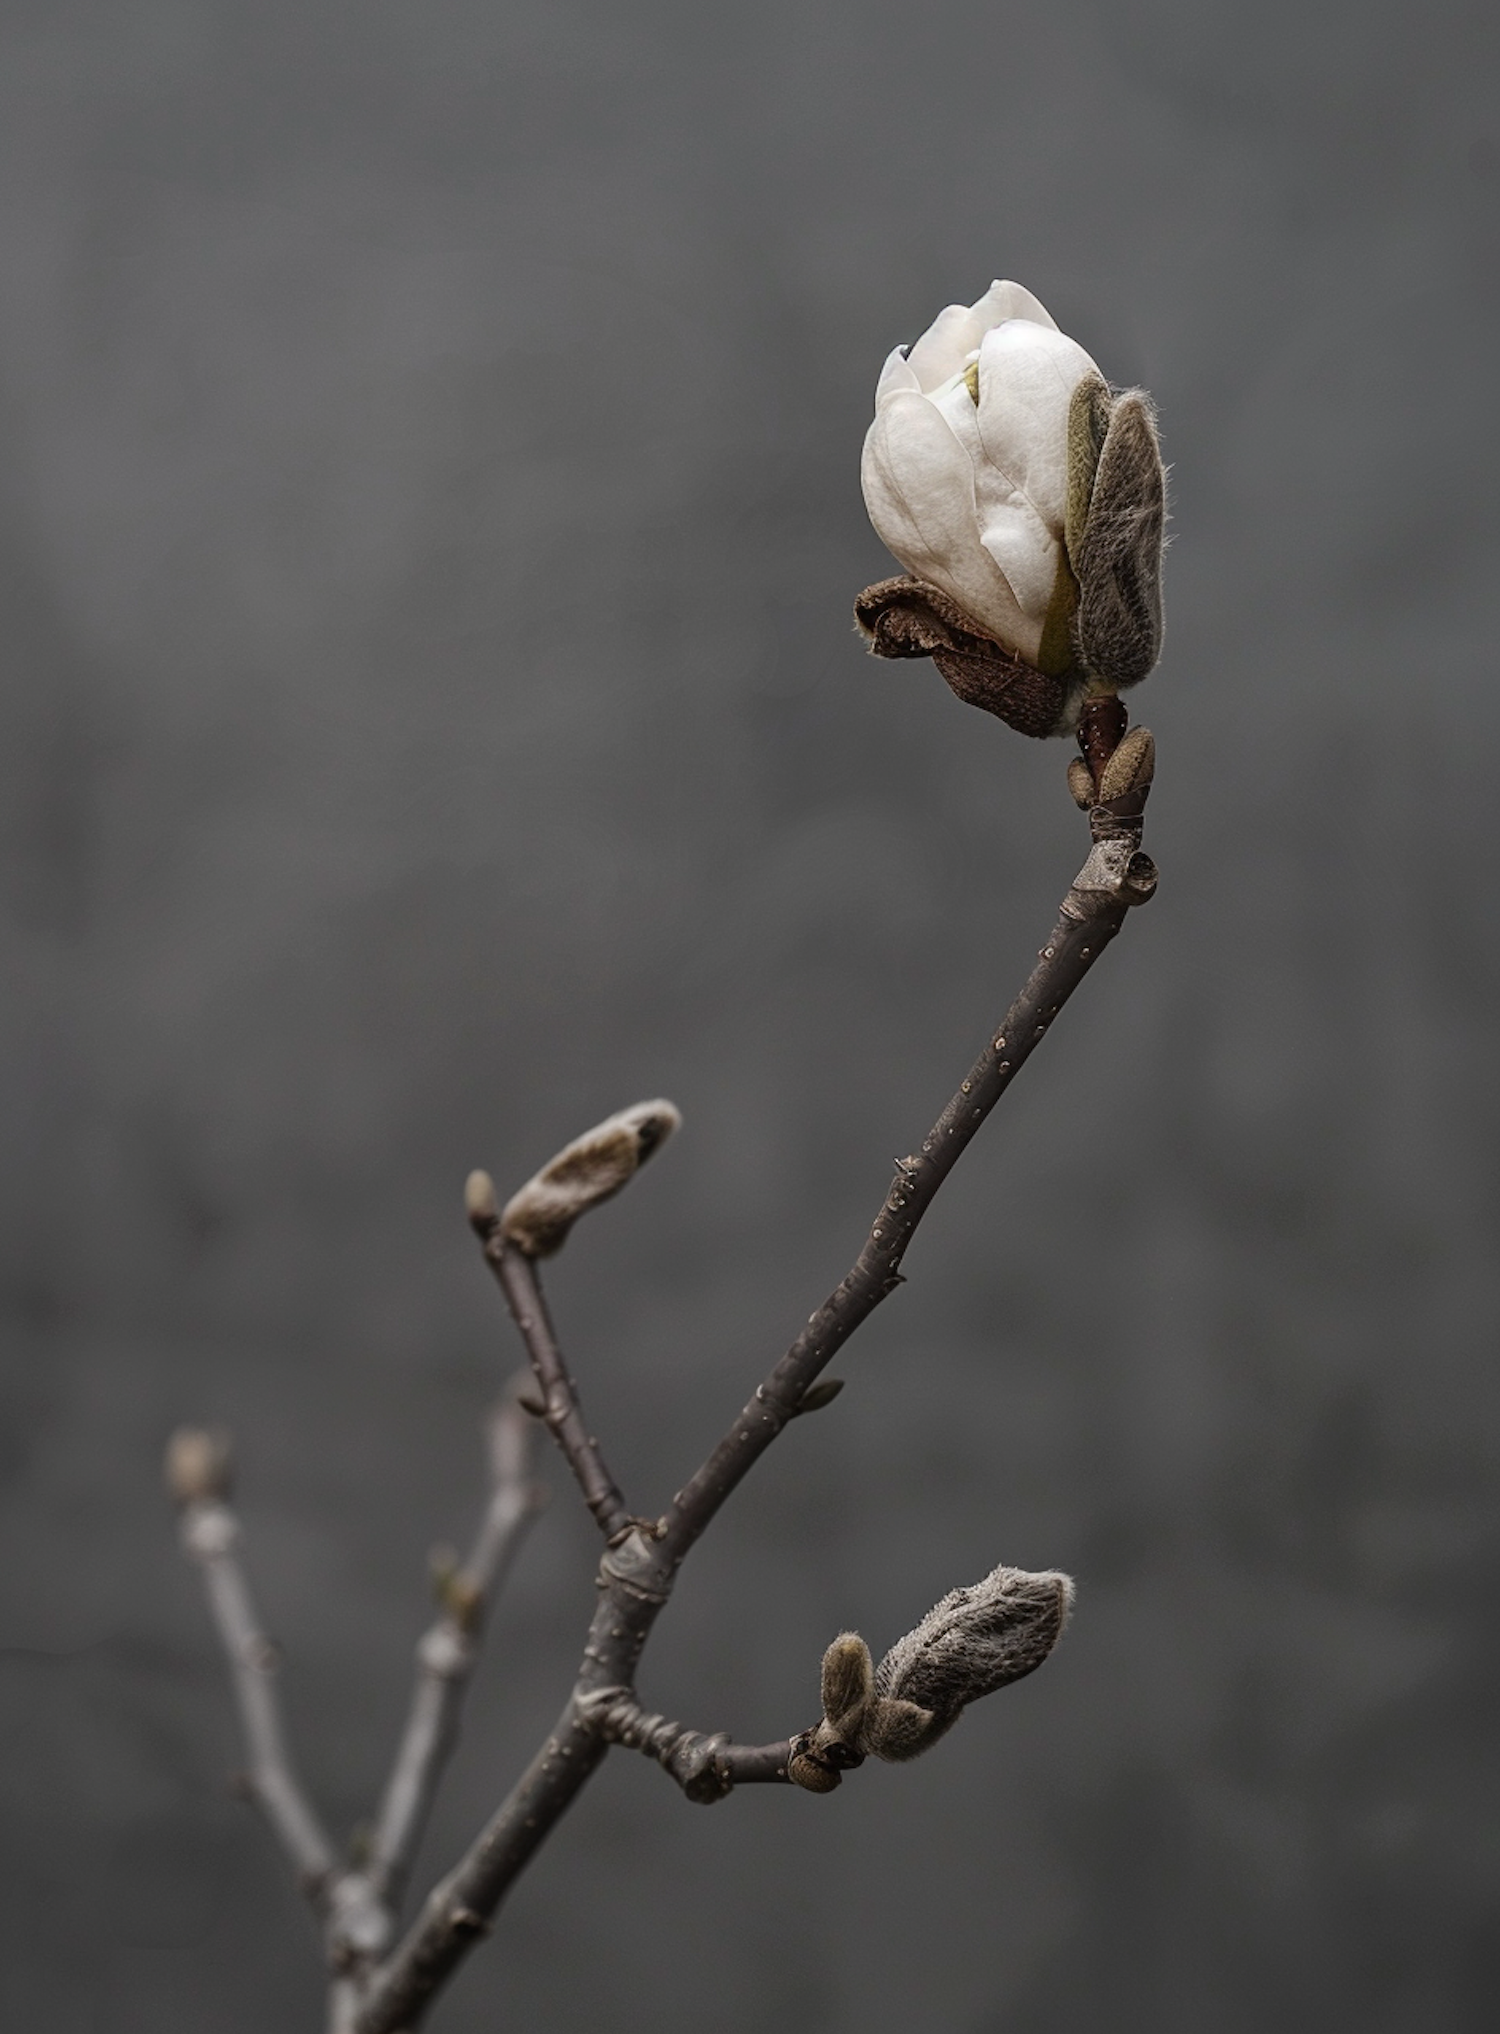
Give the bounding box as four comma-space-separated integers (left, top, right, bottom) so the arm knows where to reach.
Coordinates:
484, 1242, 631, 1542
661, 807, 1154, 1564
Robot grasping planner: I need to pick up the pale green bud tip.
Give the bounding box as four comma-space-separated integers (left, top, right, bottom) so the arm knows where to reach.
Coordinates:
464, 1169, 500, 1233
501, 1100, 682, 1258
164, 1426, 233, 1505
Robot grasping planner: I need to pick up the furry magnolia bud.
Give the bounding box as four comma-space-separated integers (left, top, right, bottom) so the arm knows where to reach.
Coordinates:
164, 1426, 234, 1505
862, 1563, 1075, 1762
500, 1100, 682, 1258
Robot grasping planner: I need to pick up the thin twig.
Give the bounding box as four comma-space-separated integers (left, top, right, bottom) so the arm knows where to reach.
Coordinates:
355, 793, 1155, 2033
584, 1690, 792, 1798
659, 799, 1154, 1564
482, 1239, 631, 1543
363, 1394, 546, 1915
177, 1498, 337, 1904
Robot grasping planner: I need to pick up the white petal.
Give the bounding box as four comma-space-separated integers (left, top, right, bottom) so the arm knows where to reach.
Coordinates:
874, 344, 921, 410
968, 278, 1059, 334
973, 321, 1102, 536
861, 391, 1039, 659
977, 503, 1063, 621
905, 304, 984, 391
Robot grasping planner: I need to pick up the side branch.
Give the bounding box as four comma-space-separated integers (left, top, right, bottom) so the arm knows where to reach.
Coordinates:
480, 1237, 631, 1542
661, 801, 1155, 1561
174, 1485, 336, 1904
364, 1393, 546, 1913
583, 1689, 793, 1799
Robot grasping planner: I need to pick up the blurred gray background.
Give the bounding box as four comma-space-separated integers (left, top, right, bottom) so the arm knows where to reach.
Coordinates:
2, 0, 1496, 2028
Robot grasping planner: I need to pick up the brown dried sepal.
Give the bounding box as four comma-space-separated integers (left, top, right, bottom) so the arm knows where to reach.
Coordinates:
855, 576, 1074, 739
787, 1727, 865, 1794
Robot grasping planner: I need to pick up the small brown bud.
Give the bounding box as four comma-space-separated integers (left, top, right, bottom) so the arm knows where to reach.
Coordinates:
1066, 756, 1096, 808
164, 1427, 233, 1505
500, 1100, 682, 1258
794, 1378, 845, 1416
820, 1632, 874, 1738
1097, 725, 1155, 801
788, 1749, 843, 1794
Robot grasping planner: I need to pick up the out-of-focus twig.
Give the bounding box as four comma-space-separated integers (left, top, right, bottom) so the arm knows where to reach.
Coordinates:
362, 1389, 546, 1916
167, 1432, 337, 1905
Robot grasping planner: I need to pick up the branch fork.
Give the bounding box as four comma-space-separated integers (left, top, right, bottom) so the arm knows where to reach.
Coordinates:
172, 697, 1157, 2031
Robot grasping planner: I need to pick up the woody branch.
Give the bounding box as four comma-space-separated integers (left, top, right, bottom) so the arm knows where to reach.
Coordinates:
352, 709, 1156, 2032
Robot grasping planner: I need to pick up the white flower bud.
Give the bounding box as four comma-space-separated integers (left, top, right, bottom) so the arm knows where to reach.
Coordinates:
860, 281, 1165, 735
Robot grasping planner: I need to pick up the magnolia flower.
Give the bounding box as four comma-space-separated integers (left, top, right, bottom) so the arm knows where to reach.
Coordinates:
858, 280, 1165, 738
